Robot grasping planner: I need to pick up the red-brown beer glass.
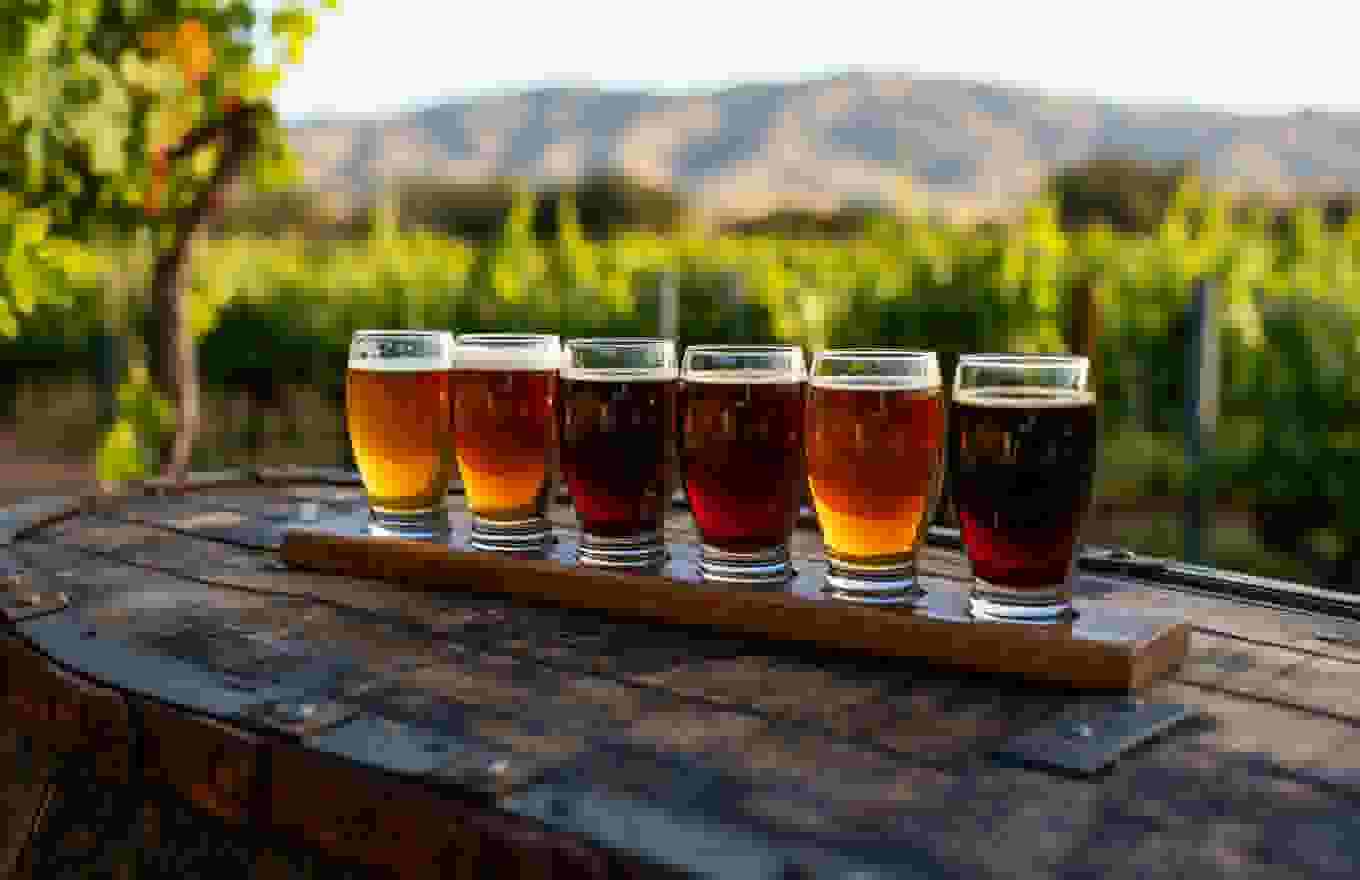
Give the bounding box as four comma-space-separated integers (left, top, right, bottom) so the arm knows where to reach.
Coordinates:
951, 354, 1097, 621
559, 338, 678, 570
679, 345, 806, 584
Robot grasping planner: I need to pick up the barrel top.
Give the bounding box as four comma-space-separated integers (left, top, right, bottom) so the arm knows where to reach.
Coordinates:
5, 474, 1360, 879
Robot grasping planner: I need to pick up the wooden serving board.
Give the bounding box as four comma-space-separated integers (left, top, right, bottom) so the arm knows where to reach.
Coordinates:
280, 508, 1191, 691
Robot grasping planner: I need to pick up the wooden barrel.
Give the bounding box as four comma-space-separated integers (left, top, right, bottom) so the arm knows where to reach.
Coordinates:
2, 470, 1359, 879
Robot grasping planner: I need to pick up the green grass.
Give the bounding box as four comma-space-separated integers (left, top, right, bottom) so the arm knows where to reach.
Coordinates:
1091, 511, 1315, 584
5, 378, 350, 472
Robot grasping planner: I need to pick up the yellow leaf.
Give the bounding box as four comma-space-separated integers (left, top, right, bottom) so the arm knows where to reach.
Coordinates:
190, 143, 219, 179
236, 65, 283, 101
14, 208, 50, 247
0, 301, 17, 337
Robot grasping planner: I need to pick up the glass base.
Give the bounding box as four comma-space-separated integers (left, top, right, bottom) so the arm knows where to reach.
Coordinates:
698, 544, 794, 585
822, 555, 924, 606
969, 578, 1075, 622
578, 531, 667, 572
367, 508, 450, 541
470, 515, 552, 555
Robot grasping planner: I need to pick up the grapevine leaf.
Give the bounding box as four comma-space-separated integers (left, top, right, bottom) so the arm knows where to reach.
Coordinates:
0, 300, 17, 337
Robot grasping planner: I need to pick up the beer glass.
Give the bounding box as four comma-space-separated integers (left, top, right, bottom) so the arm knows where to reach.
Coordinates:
806, 350, 945, 604
559, 338, 678, 570
451, 334, 561, 554
346, 330, 456, 538
679, 345, 806, 584
951, 354, 1097, 621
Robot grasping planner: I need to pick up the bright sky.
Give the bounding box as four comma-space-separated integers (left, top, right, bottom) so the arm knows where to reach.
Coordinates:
267, 0, 1360, 120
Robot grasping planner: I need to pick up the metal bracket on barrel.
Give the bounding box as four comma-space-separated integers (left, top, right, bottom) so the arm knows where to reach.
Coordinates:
994, 698, 1198, 776
1313, 621, 1360, 647
0, 555, 72, 623
239, 696, 363, 739
239, 655, 430, 739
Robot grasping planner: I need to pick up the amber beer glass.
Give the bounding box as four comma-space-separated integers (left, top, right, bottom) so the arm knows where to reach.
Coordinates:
679, 345, 806, 584
806, 350, 946, 603
346, 330, 455, 538
559, 339, 678, 570
951, 355, 1097, 621
451, 334, 561, 554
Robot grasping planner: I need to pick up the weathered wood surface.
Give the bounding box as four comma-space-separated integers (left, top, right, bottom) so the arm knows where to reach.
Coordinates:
2, 482, 1360, 879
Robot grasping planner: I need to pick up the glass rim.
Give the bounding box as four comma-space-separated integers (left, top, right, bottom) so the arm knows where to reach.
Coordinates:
683, 344, 806, 382
562, 337, 677, 381
684, 344, 803, 354
810, 349, 940, 389
455, 333, 561, 346
348, 329, 452, 370
565, 337, 674, 348
814, 348, 938, 360
957, 353, 1089, 367
351, 329, 451, 339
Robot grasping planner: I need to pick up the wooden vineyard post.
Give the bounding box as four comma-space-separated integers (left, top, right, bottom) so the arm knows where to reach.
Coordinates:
1067, 276, 1101, 391
727, 270, 749, 342
1184, 277, 1220, 566
658, 271, 678, 340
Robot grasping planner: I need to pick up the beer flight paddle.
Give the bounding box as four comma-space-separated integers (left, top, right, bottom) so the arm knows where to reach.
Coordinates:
319, 333, 1192, 688
281, 511, 1191, 691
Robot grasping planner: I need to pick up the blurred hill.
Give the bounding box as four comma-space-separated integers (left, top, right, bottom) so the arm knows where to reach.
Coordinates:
286, 71, 1360, 221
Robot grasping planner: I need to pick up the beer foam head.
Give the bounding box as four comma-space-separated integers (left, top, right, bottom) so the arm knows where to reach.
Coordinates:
953, 387, 1097, 407
683, 346, 806, 384
452, 334, 561, 371
809, 349, 940, 391
348, 330, 453, 371
561, 338, 678, 382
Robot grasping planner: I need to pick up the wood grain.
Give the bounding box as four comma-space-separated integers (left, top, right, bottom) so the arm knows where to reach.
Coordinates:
0, 496, 90, 546
0, 635, 132, 784
0, 731, 54, 879
140, 699, 267, 826
269, 746, 461, 879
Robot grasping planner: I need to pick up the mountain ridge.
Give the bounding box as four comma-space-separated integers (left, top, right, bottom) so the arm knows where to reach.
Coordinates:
285, 71, 1360, 220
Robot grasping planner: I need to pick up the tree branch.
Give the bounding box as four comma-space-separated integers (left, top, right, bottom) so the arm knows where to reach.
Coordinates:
149, 104, 264, 480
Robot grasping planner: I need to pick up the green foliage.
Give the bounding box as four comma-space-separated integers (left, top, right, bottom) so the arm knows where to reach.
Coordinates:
95, 364, 175, 484
0, 0, 334, 312
381, 172, 692, 244
1232, 294, 1360, 583
1, 0, 331, 482
9, 166, 1360, 579
723, 206, 884, 240
1096, 430, 1188, 500
1048, 154, 1196, 235
571, 172, 690, 240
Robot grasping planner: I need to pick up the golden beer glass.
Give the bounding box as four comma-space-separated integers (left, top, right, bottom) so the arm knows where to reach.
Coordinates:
806, 350, 946, 604
451, 334, 561, 554
346, 330, 456, 538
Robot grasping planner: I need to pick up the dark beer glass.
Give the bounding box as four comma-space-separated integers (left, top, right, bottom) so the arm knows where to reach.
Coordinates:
951, 354, 1097, 621
559, 338, 678, 570
346, 330, 456, 539
451, 334, 561, 555
806, 350, 945, 604
679, 345, 806, 584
